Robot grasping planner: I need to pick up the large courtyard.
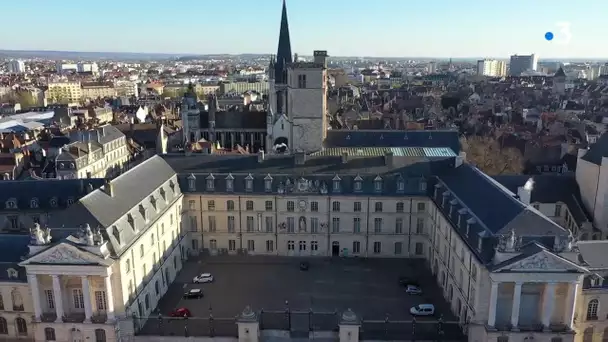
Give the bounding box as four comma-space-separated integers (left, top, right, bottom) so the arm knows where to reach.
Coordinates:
140, 256, 458, 337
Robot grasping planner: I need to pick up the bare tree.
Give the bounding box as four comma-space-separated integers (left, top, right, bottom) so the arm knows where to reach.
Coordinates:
460, 136, 523, 175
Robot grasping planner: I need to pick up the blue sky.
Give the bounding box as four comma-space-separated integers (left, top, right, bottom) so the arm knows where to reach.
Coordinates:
3, 0, 606, 58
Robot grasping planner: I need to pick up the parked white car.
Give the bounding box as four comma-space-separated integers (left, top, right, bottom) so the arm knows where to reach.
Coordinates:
410, 304, 435, 316
193, 273, 214, 283
405, 285, 422, 295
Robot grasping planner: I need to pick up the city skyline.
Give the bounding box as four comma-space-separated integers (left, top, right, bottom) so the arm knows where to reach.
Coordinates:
1, 0, 606, 59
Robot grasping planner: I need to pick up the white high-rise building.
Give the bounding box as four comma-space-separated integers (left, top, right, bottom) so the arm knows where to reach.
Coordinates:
476, 59, 507, 77
7, 60, 26, 74
509, 54, 538, 76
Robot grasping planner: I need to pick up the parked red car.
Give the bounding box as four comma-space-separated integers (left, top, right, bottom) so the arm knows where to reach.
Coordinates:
170, 307, 191, 317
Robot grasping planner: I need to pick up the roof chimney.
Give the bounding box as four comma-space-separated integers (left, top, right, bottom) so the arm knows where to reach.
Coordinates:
104, 179, 114, 197
258, 150, 265, 163
294, 151, 306, 165
384, 151, 394, 167
341, 151, 348, 164
517, 178, 534, 205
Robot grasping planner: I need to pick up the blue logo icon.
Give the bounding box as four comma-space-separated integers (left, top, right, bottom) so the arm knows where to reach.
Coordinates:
545, 32, 554, 41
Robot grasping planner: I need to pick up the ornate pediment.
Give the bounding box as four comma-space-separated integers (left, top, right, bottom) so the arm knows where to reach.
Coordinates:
503, 251, 582, 272
21, 243, 106, 266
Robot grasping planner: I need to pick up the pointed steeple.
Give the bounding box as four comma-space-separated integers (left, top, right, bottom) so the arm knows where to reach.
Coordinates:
274, 0, 292, 84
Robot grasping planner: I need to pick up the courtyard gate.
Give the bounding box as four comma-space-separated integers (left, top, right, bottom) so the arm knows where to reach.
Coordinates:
133, 314, 238, 338
259, 308, 339, 338
360, 316, 466, 341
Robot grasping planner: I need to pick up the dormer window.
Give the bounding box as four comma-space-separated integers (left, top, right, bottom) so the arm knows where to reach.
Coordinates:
245, 174, 254, 192
434, 183, 443, 198
419, 179, 427, 192
442, 191, 450, 207
49, 197, 58, 208
6, 199, 16, 209
458, 208, 468, 227
30, 198, 39, 209
354, 175, 363, 191
112, 226, 121, 244
159, 188, 166, 202
67, 198, 74, 206
169, 180, 176, 193
225, 174, 234, 192
206, 174, 215, 191
264, 174, 273, 192
6, 268, 17, 279
332, 175, 341, 192
127, 214, 135, 230
397, 178, 404, 192
139, 204, 148, 222
187, 174, 196, 191
477, 236, 483, 252
374, 175, 383, 192
149, 196, 157, 211
449, 199, 458, 215
466, 218, 476, 237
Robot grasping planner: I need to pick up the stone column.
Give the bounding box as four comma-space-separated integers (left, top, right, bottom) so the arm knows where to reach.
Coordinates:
27, 274, 42, 321
339, 309, 360, 342
565, 282, 578, 329
237, 306, 259, 342
542, 282, 557, 330
510, 282, 523, 330
105, 275, 116, 321
81, 276, 93, 323
51, 275, 64, 322
487, 282, 499, 328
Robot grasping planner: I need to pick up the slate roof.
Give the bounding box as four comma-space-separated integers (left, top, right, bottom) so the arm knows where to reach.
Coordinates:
492, 174, 592, 226
199, 111, 267, 129
324, 130, 461, 154
0, 235, 31, 282
0, 178, 105, 212
577, 241, 608, 270
67, 125, 125, 146
432, 164, 569, 265
47, 156, 181, 257
581, 132, 608, 165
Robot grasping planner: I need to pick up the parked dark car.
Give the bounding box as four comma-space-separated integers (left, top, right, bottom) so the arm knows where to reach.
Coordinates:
300, 261, 310, 271
183, 289, 204, 299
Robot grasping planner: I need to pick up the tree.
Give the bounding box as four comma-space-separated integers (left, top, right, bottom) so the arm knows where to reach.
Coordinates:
460, 136, 523, 175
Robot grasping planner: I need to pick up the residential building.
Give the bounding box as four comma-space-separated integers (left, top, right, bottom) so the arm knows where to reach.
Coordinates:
7, 60, 26, 74
114, 81, 139, 98
219, 81, 269, 95
81, 82, 116, 100
55, 125, 130, 179
509, 54, 538, 76
46, 82, 82, 105
476, 59, 507, 77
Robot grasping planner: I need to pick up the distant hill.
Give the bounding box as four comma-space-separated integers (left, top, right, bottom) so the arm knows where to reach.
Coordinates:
0, 49, 179, 61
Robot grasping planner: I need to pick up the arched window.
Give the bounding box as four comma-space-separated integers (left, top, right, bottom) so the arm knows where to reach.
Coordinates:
587, 299, 599, 320
11, 290, 23, 311
0, 317, 7, 334
584, 327, 594, 342
15, 317, 27, 335
95, 329, 106, 342
45, 327, 56, 341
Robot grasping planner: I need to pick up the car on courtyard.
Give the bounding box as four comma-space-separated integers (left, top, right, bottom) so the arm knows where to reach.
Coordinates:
183, 288, 203, 299
405, 285, 422, 295
300, 261, 310, 271
170, 307, 192, 317
399, 276, 419, 287
193, 273, 214, 283
410, 304, 435, 316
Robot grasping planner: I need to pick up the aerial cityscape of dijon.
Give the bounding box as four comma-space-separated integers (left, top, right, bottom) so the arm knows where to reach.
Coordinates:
0, 0, 606, 342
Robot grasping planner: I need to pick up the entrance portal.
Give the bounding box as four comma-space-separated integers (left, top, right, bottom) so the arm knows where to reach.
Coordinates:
331, 241, 340, 256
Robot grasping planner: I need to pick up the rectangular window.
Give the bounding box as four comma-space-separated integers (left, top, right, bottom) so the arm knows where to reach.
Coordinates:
246, 201, 254, 211
265, 201, 273, 211
287, 201, 295, 212
247, 240, 255, 251
374, 218, 382, 233
394, 242, 403, 255
332, 201, 340, 212
266, 240, 274, 252
287, 217, 295, 232
209, 239, 217, 249
354, 202, 362, 212
45, 289, 54, 309
417, 202, 426, 212
208, 216, 216, 232
353, 217, 361, 233
189, 216, 197, 232
332, 217, 340, 233
207, 200, 215, 211
310, 201, 319, 212
95, 291, 107, 311
352, 241, 360, 254
415, 242, 424, 255
395, 218, 403, 234
416, 218, 424, 234
228, 239, 236, 251
396, 202, 404, 212
188, 200, 195, 209
246, 216, 254, 232
299, 241, 306, 251
265, 216, 273, 232
311, 218, 319, 233
374, 202, 383, 212
227, 216, 235, 233
298, 74, 307, 88
287, 240, 295, 250
73, 289, 84, 309
373, 241, 381, 254
311, 241, 318, 251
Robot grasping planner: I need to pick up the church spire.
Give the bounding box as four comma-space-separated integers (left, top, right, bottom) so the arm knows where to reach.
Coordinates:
274, 0, 292, 84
